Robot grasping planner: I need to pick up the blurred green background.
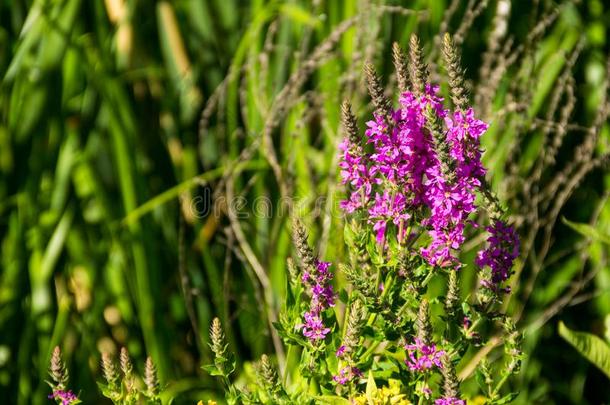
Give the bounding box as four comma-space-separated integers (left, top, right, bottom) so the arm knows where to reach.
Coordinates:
0, 0, 609, 403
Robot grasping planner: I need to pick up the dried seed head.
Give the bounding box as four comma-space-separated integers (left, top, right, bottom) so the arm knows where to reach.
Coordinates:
364, 61, 391, 117
341, 100, 361, 148
258, 354, 280, 393
119, 347, 133, 377
286, 257, 299, 287
416, 299, 432, 345
442, 33, 468, 111
292, 218, 315, 272
440, 354, 460, 399
392, 42, 410, 94
445, 270, 460, 316
119, 347, 135, 394
210, 317, 225, 356
481, 183, 504, 220
408, 34, 428, 97
343, 299, 367, 352
346, 219, 372, 273
101, 352, 119, 385
503, 317, 522, 374
424, 103, 456, 184
208, 317, 235, 378
144, 356, 160, 395
49, 346, 69, 390
340, 263, 375, 299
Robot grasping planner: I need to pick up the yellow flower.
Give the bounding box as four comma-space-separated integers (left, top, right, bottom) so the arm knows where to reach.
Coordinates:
196, 401, 217, 405
352, 379, 412, 405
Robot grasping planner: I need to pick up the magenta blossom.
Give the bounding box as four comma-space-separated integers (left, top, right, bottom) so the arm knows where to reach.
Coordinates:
299, 260, 335, 342
333, 366, 362, 385
339, 84, 491, 271
48, 389, 78, 405
404, 338, 445, 371
435, 397, 466, 405
476, 220, 520, 288
300, 311, 331, 341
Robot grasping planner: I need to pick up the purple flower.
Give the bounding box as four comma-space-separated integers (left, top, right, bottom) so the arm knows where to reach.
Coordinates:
299, 260, 335, 342
48, 389, 78, 405
339, 83, 496, 274
336, 345, 347, 357
339, 140, 367, 188
368, 191, 411, 243
333, 366, 362, 385
340, 88, 437, 234
300, 311, 331, 341
476, 220, 520, 287
404, 338, 444, 371
435, 397, 466, 405
421, 109, 486, 268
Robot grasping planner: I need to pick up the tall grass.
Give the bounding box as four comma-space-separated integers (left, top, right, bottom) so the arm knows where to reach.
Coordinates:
0, 0, 608, 403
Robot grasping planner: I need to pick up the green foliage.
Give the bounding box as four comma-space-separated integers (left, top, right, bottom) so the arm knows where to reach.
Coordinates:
562, 217, 610, 245
0, 0, 608, 403
558, 321, 610, 380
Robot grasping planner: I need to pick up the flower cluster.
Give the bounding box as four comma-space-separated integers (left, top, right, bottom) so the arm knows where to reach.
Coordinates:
352, 379, 412, 405
339, 85, 488, 268
404, 338, 445, 372
421, 107, 487, 268
435, 397, 466, 405
476, 219, 520, 289
48, 389, 78, 405
205, 35, 523, 405
299, 260, 335, 342
333, 365, 363, 385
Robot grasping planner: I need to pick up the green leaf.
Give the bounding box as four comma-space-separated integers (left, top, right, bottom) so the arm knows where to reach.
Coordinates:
558, 321, 610, 380
562, 217, 610, 245
279, 4, 321, 28
366, 370, 377, 403
314, 396, 351, 405
495, 392, 519, 404
201, 364, 225, 376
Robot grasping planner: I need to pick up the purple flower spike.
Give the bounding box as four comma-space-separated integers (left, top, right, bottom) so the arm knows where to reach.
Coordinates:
299, 260, 335, 343
476, 220, 520, 287
339, 84, 492, 269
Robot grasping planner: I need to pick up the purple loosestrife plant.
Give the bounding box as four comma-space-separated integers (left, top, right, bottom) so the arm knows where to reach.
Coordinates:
205, 34, 522, 405
46, 346, 163, 405
48, 389, 79, 405
476, 219, 521, 290
47, 347, 81, 405
299, 260, 335, 342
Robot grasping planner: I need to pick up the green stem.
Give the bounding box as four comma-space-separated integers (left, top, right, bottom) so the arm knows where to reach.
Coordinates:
491, 371, 511, 399
283, 344, 295, 387
466, 318, 482, 336
360, 341, 381, 362
420, 267, 435, 288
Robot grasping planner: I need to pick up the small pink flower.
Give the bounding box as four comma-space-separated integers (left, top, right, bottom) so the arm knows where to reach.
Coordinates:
333, 366, 362, 385
48, 389, 78, 405
404, 338, 444, 372
435, 397, 466, 405
476, 220, 520, 288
